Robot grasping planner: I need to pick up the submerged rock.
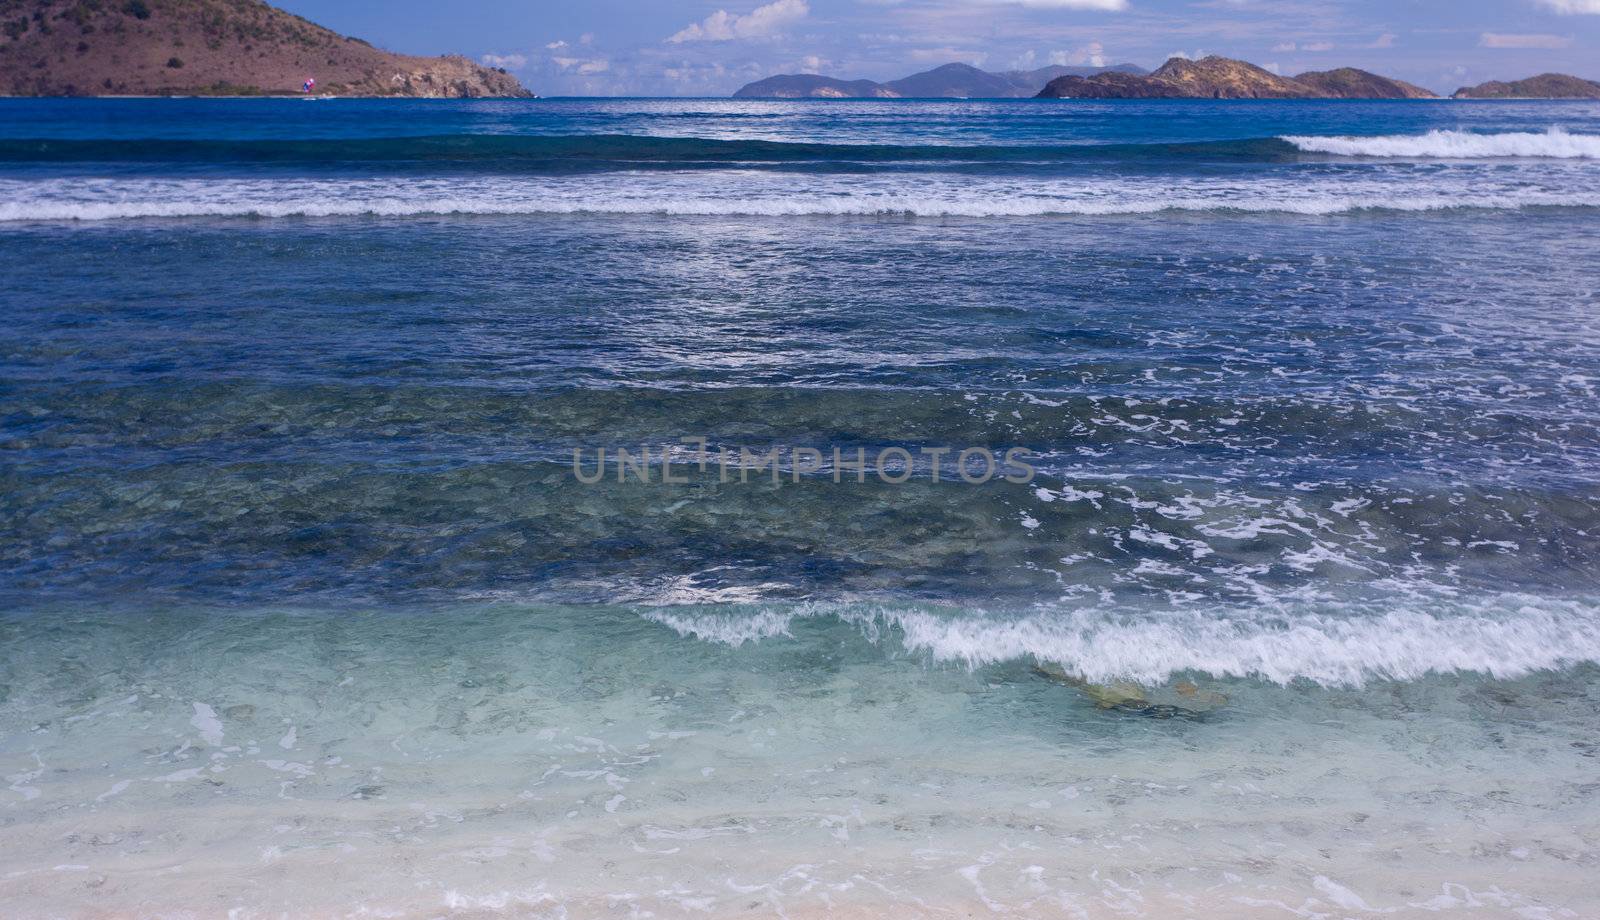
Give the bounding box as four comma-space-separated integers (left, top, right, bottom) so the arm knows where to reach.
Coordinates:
1033, 664, 1228, 718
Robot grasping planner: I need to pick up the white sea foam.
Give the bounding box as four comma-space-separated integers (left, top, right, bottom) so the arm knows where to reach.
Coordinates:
643, 595, 1600, 687
2, 171, 1599, 221
190, 702, 224, 747
1284, 127, 1600, 159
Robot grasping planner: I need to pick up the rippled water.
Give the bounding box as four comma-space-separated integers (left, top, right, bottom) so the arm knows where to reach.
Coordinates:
2, 98, 1599, 918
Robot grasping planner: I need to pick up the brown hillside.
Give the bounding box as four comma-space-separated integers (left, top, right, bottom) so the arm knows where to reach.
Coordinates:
1150, 56, 1318, 99
0, 0, 530, 96
1453, 73, 1600, 99
1294, 68, 1436, 99
1035, 70, 1189, 99
1037, 57, 1435, 100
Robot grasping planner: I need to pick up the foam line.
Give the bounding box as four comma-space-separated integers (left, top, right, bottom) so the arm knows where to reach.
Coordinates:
1283, 128, 1600, 159
644, 596, 1600, 686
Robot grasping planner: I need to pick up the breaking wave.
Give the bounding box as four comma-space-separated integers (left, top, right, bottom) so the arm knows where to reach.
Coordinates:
4, 174, 1600, 221
0, 134, 1298, 167
644, 595, 1600, 687
1284, 127, 1600, 159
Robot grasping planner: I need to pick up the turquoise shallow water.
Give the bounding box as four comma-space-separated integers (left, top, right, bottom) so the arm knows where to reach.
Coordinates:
4, 602, 1599, 917
1, 98, 1599, 916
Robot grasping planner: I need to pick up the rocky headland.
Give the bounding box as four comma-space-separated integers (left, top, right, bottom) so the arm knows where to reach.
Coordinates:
0, 0, 530, 97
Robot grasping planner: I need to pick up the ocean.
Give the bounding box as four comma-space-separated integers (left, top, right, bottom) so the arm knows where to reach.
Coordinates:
2, 97, 1599, 918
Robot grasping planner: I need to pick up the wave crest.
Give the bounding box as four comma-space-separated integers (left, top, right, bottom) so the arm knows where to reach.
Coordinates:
4, 175, 1599, 221
1284, 127, 1600, 159
643, 596, 1600, 687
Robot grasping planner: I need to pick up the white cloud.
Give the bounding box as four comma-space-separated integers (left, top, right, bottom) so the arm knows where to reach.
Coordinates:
667, 0, 810, 43
1301, 40, 1334, 51
1367, 33, 1396, 48
1534, 0, 1600, 12
987, 0, 1128, 7
546, 40, 567, 50
553, 56, 612, 74
1046, 42, 1107, 67
908, 46, 989, 64
1272, 41, 1296, 52
481, 53, 527, 70
1479, 32, 1573, 47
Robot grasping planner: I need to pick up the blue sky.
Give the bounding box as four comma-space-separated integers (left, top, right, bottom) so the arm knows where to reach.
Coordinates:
279, 0, 1600, 95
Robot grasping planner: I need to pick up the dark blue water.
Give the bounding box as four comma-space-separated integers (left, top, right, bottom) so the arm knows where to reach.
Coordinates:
6, 96, 1600, 143
2, 98, 1599, 664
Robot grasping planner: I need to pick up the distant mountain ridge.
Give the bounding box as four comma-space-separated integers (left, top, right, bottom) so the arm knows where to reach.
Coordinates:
0, 0, 530, 97
734, 61, 1147, 99
1038, 57, 1437, 99
1452, 73, 1600, 99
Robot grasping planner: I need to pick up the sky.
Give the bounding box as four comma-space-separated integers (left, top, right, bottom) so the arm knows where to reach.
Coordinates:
278, 0, 1600, 96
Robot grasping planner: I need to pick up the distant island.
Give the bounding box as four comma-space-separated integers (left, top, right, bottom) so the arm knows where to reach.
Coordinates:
0, 0, 530, 97
737, 55, 1600, 102
7, 5, 1597, 104
1037, 56, 1436, 99
1452, 73, 1600, 99
733, 62, 1147, 99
